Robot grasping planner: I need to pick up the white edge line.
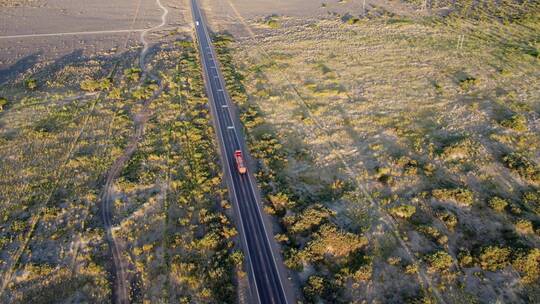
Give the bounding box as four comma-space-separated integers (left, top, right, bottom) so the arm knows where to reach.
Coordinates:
198, 6, 289, 303
191, 1, 262, 303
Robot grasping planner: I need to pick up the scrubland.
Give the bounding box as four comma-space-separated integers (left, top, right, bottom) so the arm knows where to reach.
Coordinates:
219, 2, 540, 303
0, 38, 238, 303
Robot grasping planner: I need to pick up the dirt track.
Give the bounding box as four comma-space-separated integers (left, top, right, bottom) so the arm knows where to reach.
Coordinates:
99, 0, 168, 302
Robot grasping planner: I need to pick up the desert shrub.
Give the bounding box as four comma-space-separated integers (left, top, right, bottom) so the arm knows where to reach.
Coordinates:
388, 204, 416, 219
353, 264, 372, 282
304, 275, 326, 301
376, 166, 394, 184
436, 210, 458, 230
503, 152, 540, 183
404, 264, 418, 274
488, 196, 509, 212
440, 138, 479, 161
397, 156, 419, 176
266, 18, 280, 28
300, 224, 367, 263
107, 87, 122, 100
10, 220, 27, 233
458, 75, 479, 90
458, 250, 474, 267
479, 246, 511, 271
432, 188, 474, 206
229, 250, 244, 267
515, 219, 534, 234
500, 114, 528, 132
387, 256, 401, 266
425, 250, 453, 273
417, 225, 447, 245
513, 248, 540, 284
347, 17, 361, 24
261, 15, 281, 28
124, 67, 142, 82
25, 78, 37, 90
132, 84, 159, 100
0, 97, 7, 111
268, 192, 295, 214
286, 204, 335, 235
317, 62, 332, 74
341, 13, 360, 25
284, 248, 303, 271
523, 190, 540, 215
80, 78, 111, 92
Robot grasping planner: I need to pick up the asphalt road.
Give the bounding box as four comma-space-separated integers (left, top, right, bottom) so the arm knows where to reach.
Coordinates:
190, 1, 291, 303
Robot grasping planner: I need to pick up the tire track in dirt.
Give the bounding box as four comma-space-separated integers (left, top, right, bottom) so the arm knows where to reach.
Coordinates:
99, 0, 168, 303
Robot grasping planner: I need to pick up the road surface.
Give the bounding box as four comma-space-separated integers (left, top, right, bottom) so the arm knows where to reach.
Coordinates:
190, 1, 292, 303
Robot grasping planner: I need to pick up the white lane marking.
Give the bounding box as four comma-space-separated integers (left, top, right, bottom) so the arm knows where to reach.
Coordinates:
201, 20, 289, 304
222, 104, 228, 108
193, 8, 261, 301
0, 29, 146, 40
193, 2, 266, 302
227, 126, 234, 129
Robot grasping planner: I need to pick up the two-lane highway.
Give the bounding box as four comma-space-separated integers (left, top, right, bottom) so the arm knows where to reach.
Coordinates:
190, 0, 292, 303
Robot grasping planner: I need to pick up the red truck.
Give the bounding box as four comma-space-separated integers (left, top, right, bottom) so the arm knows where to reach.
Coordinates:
234, 150, 247, 174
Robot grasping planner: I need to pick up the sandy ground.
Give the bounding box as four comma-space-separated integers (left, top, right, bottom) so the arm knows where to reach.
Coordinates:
0, 0, 191, 82
0, 0, 418, 82
199, 0, 418, 35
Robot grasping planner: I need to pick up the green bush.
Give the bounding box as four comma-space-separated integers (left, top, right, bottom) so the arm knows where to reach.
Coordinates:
479, 246, 511, 271
284, 248, 303, 271
25, 78, 37, 90
432, 188, 474, 206
500, 114, 528, 132
425, 250, 453, 273
523, 190, 540, 215
304, 276, 326, 301
503, 152, 540, 183
488, 196, 508, 212
0, 97, 7, 111
263, 15, 280, 28
458, 250, 473, 267
436, 210, 458, 230
417, 225, 447, 245
132, 84, 159, 100
353, 264, 372, 282
286, 204, 335, 235
458, 75, 479, 90
513, 248, 540, 284
440, 138, 478, 161
515, 219, 534, 234
124, 68, 142, 82
80, 78, 111, 92
300, 224, 367, 263
388, 204, 416, 219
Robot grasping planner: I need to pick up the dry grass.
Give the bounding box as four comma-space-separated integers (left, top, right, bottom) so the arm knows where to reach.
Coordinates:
229, 10, 540, 303
0, 39, 238, 303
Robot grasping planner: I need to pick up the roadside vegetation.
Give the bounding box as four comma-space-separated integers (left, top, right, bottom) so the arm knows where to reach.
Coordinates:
0, 39, 237, 303
222, 1, 540, 302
